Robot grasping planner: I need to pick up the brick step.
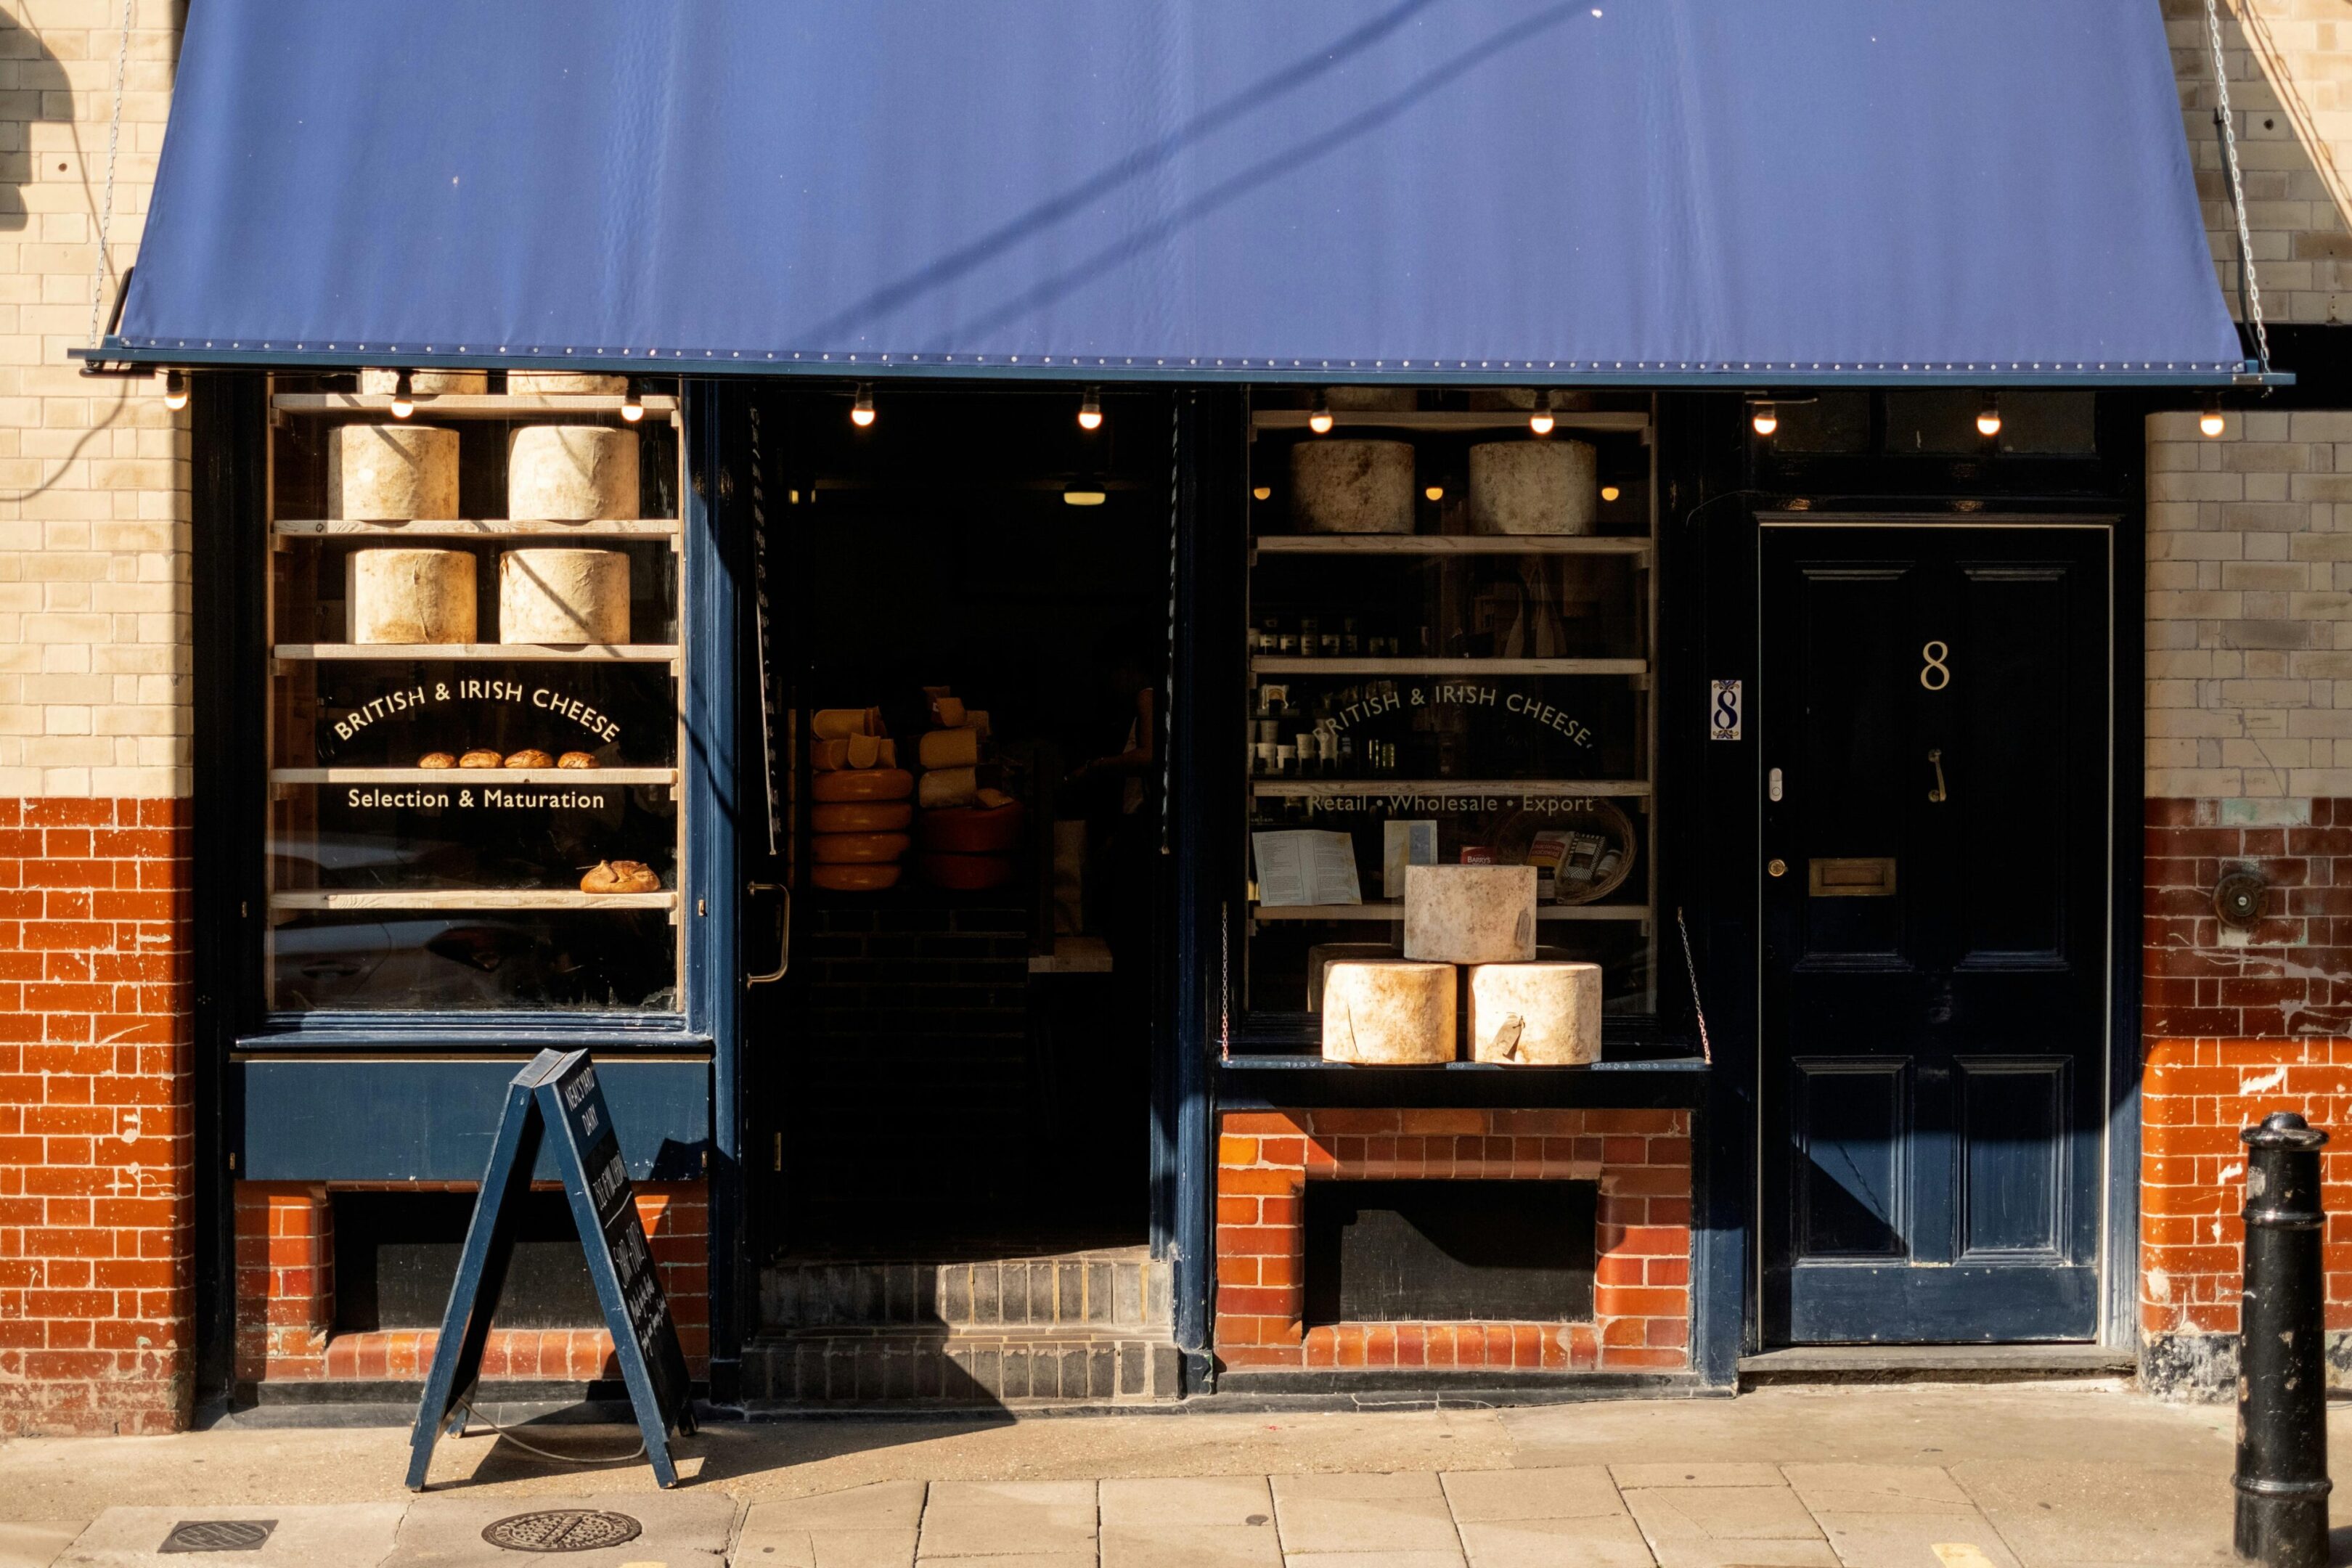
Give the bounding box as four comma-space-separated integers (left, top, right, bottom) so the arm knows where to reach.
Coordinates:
742, 1327, 1180, 1405
759, 1246, 1168, 1332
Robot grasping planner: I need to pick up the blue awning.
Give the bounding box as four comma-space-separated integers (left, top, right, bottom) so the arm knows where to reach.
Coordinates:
102, 0, 2247, 384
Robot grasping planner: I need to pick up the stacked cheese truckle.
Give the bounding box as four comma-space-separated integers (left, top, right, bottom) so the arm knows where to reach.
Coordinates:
912, 689, 1022, 891
809, 707, 912, 891
1320, 865, 1601, 1065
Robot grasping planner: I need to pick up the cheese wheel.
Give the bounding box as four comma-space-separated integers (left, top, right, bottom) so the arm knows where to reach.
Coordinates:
811, 738, 852, 771
920, 801, 1024, 854
812, 862, 901, 892
922, 852, 1014, 891
498, 548, 630, 644
932, 695, 967, 727
812, 767, 914, 803
812, 801, 913, 833
918, 727, 981, 769
1322, 960, 1457, 1064
814, 831, 911, 864
918, 766, 978, 809
507, 372, 630, 395
507, 425, 640, 520
330, 425, 460, 520
346, 548, 476, 644
359, 367, 486, 396
1468, 960, 1603, 1065
812, 708, 878, 740
963, 711, 992, 741
875, 738, 898, 769
846, 732, 885, 769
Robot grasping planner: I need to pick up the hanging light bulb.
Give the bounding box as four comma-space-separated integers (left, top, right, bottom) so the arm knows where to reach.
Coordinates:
620, 383, 645, 423
1600, 485, 1622, 503
1750, 401, 1778, 438
1976, 392, 2002, 439
850, 383, 876, 428
2200, 391, 2226, 438
1424, 484, 1445, 502
1308, 395, 1334, 435
1529, 390, 1556, 436
1062, 481, 1108, 507
1077, 386, 1103, 431
1251, 486, 1272, 502
161, 368, 188, 411
389, 369, 416, 419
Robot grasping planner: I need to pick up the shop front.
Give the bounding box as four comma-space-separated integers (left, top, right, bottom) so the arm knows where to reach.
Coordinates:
95, 2, 2259, 1410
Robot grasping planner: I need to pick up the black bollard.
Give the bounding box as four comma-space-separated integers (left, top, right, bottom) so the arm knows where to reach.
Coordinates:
2234, 1111, 2332, 1567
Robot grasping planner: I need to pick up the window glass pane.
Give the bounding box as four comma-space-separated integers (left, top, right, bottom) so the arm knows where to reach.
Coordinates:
1771, 391, 1870, 453
1883, 390, 1983, 454
1994, 391, 2096, 454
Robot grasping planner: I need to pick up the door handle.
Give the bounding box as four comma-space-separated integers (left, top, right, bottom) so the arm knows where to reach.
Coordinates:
1926, 748, 1948, 804
746, 881, 790, 985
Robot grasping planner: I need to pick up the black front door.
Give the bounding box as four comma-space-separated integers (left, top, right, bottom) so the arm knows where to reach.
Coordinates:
1760, 523, 2110, 1344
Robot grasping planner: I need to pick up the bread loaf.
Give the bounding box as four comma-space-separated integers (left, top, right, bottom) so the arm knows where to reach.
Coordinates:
458, 749, 501, 769
417, 751, 457, 769
347, 548, 475, 644
558, 751, 600, 769
497, 548, 630, 644
330, 425, 460, 520
502, 748, 555, 769
507, 425, 640, 520
580, 860, 661, 894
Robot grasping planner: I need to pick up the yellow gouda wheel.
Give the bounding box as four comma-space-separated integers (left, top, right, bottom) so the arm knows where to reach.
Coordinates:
812, 707, 879, 740
812, 862, 902, 892
813, 831, 912, 864
812, 801, 913, 833
811, 767, 914, 802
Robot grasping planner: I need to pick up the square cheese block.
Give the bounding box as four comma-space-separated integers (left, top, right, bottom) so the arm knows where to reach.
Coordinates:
1402, 864, 1537, 963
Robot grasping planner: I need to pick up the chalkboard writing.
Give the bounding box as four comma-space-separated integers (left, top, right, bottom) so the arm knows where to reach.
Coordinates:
405, 1049, 694, 1490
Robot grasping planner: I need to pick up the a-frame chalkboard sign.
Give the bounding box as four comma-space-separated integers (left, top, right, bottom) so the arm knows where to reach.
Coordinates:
406, 1049, 695, 1490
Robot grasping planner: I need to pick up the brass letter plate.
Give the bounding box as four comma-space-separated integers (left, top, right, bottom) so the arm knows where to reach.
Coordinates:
1808, 857, 1898, 897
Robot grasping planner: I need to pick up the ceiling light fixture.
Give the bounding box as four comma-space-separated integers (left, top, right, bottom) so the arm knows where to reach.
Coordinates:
1077, 387, 1103, 431
1601, 485, 1621, 502
1976, 392, 2002, 439
1750, 401, 1778, 438
1062, 482, 1108, 507
850, 383, 876, 428
2200, 391, 2226, 438
620, 384, 645, 423
1424, 484, 1445, 502
1308, 395, 1334, 435
161, 368, 188, 411
1529, 390, 1556, 436
389, 369, 416, 419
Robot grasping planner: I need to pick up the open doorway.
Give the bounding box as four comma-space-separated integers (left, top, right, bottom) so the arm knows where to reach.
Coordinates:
748, 385, 1172, 1263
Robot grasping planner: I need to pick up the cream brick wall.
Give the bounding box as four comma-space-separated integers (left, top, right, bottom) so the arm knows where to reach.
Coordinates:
2168, 0, 2352, 327
0, 0, 187, 801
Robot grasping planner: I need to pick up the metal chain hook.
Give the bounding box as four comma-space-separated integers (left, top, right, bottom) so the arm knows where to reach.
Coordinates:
86, 0, 134, 350
2208, 0, 2272, 374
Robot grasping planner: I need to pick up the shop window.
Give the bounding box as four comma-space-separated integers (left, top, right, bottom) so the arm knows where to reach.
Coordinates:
1238, 392, 1658, 1048
1768, 391, 1871, 453
1882, 390, 2094, 456
261, 374, 685, 1013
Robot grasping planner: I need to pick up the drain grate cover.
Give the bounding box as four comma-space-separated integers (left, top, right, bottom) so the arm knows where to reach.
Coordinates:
481, 1510, 645, 1553
160, 1519, 277, 1553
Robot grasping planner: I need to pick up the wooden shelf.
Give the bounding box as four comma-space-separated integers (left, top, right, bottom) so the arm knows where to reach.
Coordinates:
275, 518, 679, 538
271, 767, 677, 786
1252, 656, 1645, 677
274, 643, 679, 663
1253, 534, 1648, 556
1252, 778, 1649, 799
1252, 410, 1649, 434
270, 889, 674, 911
271, 393, 678, 418
1251, 902, 1649, 923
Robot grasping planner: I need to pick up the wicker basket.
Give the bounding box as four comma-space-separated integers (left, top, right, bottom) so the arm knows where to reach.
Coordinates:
1491, 799, 1638, 906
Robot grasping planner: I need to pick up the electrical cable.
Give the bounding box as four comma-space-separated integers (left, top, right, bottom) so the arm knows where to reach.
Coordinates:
456, 1401, 647, 1466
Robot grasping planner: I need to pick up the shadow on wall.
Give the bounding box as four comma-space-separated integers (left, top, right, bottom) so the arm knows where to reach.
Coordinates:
0, 7, 72, 234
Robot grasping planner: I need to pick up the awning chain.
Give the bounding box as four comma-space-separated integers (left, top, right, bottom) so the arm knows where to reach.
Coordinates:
2208, 0, 2272, 374
84, 0, 134, 351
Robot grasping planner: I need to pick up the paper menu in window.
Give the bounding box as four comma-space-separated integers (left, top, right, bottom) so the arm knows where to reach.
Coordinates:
1252, 830, 1363, 907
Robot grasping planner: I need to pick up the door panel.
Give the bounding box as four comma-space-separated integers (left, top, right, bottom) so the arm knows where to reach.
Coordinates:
1761, 525, 2107, 1344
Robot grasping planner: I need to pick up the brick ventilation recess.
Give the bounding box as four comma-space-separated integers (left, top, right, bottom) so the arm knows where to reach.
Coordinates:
0, 799, 193, 1435
1216, 1108, 1690, 1372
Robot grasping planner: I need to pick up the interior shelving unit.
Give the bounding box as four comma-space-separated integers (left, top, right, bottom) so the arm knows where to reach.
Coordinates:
262, 376, 690, 1014
1236, 393, 1662, 1057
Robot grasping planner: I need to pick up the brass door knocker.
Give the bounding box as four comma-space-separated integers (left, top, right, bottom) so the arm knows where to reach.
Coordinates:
1926, 748, 1948, 803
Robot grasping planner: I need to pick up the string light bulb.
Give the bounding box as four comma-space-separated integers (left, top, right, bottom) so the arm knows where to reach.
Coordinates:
1077, 386, 1103, 431
1976, 392, 2001, 439
1062, 482, 1108, 507
1251, 486, 1272, 502
389, 369, 416, 419
620, 384, 645, 423
1424, 484, 1445, 502
1528, 390, 1556, 436
2200, 391, 2226, 438
1750, 401, 1778, 438
1601, 485, 1621, 502
1308, 395, 1334, 435
161, 368, 188, 411
850, 383, 876, 428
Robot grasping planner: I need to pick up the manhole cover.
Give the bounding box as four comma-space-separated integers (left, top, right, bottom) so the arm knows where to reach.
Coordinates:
481, 1510, 645, 1553
160, 1519, 277, 1553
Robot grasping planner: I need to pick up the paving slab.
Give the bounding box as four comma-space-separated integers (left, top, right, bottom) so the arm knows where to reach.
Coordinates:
1623, 1482, 1834, 1568
1441, 1466, 1625, 1522
1456, 1514, 1654, 1568
738, 1482, 923, 1567
1269, 1472, 1462, 1556
0, 1523, 81, 1568
1613, 1463, 1788, 1490
1945, 1461, 2236, 1567
53, 1505, 407, 1568
1806, 1512, 2022, 1568
387, 1493, 732, 1568
1097, 1475, 1271, 1530
1281, 1554, 1466, 1568
1780, 1465, 1975, 1515
1099, 1523, 1281, 1568
915, 1481, 1095, 1559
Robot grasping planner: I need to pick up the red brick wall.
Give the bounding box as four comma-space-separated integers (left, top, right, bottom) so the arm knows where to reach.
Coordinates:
1216, 1108, 1690, 1373
2142, 797, 2352, 1360
234, 1179, 710, 1386
0, 798, 193, 1436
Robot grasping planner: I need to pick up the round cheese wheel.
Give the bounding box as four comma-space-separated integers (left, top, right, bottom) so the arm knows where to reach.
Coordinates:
921, 852, 1014, 891
918, 766, 978, 809
814, 831, 911, 864
812, 862, 901, 892
812, 801, 913, 833
812, 767, 914, 803
918, 727, 981, 769
920, 802, 1024, 854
